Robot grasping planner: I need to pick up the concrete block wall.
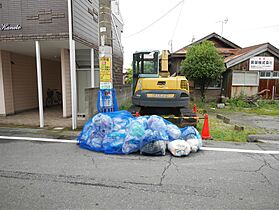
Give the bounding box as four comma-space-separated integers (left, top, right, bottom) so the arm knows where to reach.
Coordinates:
190, 88, 222, 102
85, 85, 132, 120
115, 85, 132, 107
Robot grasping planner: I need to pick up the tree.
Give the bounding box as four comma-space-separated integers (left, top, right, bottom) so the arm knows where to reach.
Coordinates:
125, 68, 133, 84
181, 41, 225, 100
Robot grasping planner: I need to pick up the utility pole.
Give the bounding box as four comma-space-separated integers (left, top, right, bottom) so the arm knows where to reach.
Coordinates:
99, 0, 114, 111
100, 0, 112, 47
99, 0, 112, 89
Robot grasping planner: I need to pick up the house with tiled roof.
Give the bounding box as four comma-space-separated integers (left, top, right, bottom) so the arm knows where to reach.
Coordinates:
169, 33, 279, 100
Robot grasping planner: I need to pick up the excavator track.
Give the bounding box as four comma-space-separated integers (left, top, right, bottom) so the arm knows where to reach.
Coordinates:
179, 108, 198, 127
128, 106, 197, 127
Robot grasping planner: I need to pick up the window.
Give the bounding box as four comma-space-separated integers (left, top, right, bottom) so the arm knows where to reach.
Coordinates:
266, 72, 271, 77
259, 71, 279, 79
133, 51, 158, 75
273, 72, 278, 78
232, 71, 259, 86
143, 61, 156, 74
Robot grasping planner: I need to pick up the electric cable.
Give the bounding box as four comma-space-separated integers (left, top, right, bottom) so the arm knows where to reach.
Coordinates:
169, 0, 185, 51
124, 0, 184, 39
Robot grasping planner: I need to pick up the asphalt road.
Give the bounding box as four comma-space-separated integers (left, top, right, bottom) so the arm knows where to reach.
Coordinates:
0, 139, 279, 209
221, 112, 279, 132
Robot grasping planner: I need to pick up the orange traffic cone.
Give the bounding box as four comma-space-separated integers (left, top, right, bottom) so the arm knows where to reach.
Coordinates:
193, 103, 197, 114
202, 114, 211, 140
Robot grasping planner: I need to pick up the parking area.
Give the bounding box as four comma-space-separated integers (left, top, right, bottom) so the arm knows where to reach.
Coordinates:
0, 106, 85, 129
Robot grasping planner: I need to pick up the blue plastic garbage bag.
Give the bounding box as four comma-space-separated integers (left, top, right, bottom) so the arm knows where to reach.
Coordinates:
138, 116, 170, 155
122, 120, 145, 154
147, 115, 169, 140
78, 110, 202, 155
167, 124, 181, 140
103, 130, 126, 154
78, 110, 134, 153
181, 126, 199, 140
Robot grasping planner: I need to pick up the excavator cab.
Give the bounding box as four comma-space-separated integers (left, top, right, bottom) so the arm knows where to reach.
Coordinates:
132, 51, 159, 94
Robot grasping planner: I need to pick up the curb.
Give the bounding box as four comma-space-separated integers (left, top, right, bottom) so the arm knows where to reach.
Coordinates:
247, 134, 279, 142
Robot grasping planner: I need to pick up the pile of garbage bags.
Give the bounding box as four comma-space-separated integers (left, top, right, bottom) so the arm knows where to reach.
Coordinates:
77, 110, 202, 157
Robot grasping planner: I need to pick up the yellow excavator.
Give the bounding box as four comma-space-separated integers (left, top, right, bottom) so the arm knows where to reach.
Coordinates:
129, 50, 197, 126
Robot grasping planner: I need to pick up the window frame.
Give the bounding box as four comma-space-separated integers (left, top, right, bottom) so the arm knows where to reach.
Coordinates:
232, 71, 259, 86
259, 71, 279, 79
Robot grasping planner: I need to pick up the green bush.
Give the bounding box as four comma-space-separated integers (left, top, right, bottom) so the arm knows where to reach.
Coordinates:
228, 94, 254, 108
119, 100, 132, 110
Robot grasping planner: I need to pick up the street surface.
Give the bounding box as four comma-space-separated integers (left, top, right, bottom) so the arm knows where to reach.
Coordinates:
0, 139, 279, 209
221, 112, 279, 132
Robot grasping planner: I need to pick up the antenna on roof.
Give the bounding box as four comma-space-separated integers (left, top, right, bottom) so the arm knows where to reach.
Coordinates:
168, 40, 173, 53
191, 35, 195, 43
217, 17, 228, 37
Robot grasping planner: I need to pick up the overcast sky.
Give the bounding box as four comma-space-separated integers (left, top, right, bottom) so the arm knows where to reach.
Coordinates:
118, 0, 279, 69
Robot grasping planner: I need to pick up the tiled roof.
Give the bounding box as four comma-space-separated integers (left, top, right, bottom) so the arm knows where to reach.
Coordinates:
173, 32, 241, 54
224, 43, 267, 63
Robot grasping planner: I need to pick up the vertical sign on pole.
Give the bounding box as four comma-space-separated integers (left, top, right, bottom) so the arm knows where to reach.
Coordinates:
99, 48, 113, 112
100, 56, 112, 90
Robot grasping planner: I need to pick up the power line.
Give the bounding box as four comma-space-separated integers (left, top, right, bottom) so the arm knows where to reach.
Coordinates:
169, 0, 185, 52
124, 0, 184, 39
230, 24, 279, 33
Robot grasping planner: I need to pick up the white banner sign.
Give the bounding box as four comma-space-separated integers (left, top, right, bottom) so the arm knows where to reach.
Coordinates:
100, 82, 112, 89
249, 56, 274, 71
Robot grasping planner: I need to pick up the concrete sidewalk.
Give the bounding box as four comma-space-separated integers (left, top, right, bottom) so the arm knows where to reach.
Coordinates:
0, 126, 80, 140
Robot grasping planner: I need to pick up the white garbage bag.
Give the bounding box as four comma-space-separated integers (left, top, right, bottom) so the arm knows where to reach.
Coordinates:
187, 138, 200, 153
168, 140, 191, 157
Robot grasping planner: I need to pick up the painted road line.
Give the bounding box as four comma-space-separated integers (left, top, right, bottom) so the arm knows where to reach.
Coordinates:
1, 136, 279, 154
200, 147, 279, 155
0, 136, 78, 144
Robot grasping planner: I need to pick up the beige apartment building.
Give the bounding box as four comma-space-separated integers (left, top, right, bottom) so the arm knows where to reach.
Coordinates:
0, 0, 123, 127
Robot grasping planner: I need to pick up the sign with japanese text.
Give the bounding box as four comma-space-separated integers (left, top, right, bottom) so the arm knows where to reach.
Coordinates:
249, 56, 274, 71
100, 56, 112, 89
